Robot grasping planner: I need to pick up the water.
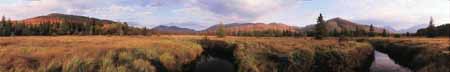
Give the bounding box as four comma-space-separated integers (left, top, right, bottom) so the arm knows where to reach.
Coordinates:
370, 50, 412, 72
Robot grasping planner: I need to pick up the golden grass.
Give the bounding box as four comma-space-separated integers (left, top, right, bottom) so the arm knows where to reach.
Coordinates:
204, 37, 373, 72
0, 35, 376, 72
0, 36, 203, 72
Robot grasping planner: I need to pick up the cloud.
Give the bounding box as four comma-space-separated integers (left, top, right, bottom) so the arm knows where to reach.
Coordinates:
0, 0, 449, 30
195, 0, 300, 21
327, 0, 450, 29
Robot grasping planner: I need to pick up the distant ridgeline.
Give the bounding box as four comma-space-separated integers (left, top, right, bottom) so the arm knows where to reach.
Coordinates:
0, 13, 150, 36
1, 13, 449, 37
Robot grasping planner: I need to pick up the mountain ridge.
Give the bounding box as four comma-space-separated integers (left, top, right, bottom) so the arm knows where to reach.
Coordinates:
301, 17, 390, 33
202, 23, 301, 33
21, 13, 119, 25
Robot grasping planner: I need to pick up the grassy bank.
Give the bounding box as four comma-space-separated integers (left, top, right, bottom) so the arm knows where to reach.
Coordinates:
370, 38, 450, 72
211, 37, 374, 72
0, 36, 375, 72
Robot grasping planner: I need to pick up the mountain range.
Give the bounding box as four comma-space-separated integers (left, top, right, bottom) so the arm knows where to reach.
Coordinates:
301, 18, 389, 33
10, 13, 422, 34
21, 13, 119, 25
151, 25, 197, 34
202, 23, 300, 33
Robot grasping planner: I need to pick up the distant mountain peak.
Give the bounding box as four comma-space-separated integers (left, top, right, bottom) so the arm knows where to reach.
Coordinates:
22, 13, 117, 25
203, 23, 300, 32
301, 18, 389, 33
151, 25, 196, 34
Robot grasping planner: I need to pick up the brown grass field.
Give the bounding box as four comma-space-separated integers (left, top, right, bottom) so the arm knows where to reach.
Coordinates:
0, 36, 204, 72
0, 35, 447, 72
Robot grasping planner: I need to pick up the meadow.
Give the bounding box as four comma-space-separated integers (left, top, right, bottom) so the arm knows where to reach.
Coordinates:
0, 36, 204, 72
0, 36, 448, 72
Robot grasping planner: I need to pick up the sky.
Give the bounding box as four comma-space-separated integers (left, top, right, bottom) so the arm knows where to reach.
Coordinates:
0, 0, 449, 30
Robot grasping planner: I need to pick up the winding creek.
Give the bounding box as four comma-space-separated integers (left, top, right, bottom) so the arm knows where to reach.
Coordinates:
370, 50, 412, 72
188, 40, 416, 72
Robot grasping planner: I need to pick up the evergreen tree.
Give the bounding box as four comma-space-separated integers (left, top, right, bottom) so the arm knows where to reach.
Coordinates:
315, 13, 327, 39
216, 22, 226, 38
5, 19, 13, 36
369, 24, 375, 37
330, 29, 339, 37
0, 16, 5, 36
426, 17, 437, 37
406, 32, 411, 37
122, 22, 129, 35
382, 29, 388, 37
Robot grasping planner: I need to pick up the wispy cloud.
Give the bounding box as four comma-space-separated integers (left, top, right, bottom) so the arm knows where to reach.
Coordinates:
0, 0, 449, 29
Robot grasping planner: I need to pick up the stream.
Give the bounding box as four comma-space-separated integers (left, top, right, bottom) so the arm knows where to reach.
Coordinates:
370, 50, 412, 72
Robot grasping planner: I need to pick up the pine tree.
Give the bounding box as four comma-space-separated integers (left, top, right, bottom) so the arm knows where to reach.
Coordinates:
369, 24, 375, 37
331, 29, 339, 37
90, 18, 97, 35
123, 22, 129, 35
382, 29, 388, 37
5, 18, 13, 36
406, 32, 410, 37
216, 22, 226, 38
0, 16, 5, 36
426, 17, 437, 37
315, 13, 327, 39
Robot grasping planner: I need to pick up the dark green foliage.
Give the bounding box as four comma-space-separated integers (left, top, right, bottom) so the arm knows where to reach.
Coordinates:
330, 29, 340, 37
0, 16, 150, 36
315, 13, 327, 39
382, 29, 388, 37
425, 23, 438, 37
368, 24, 375, 37
406, 32, 411, 37
417, 24, 450, 37
415, 18, 450, 37
216, 23, 226, 38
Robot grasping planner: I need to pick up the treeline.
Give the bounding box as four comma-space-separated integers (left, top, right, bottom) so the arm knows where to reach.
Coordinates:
409, 17, 450, 37
0, 16, 150, 36
416, 22, 450, 37
307, 27, 389, 37
231, 30, 304, 37
212, 23, 304, 37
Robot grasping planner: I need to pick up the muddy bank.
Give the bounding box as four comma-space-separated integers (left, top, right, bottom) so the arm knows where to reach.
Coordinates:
370, 40, 450, 72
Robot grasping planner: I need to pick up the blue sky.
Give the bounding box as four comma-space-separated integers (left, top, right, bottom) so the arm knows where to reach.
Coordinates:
0, 0, 449, 30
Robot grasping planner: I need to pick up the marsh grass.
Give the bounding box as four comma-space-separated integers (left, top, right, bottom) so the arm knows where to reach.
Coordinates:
0, 36, 203, 72
0, 36, 376, 72
206, 37, 374, 72
370, 37, 450, 72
